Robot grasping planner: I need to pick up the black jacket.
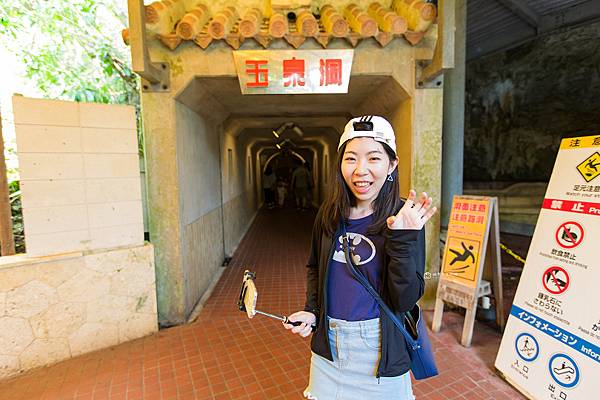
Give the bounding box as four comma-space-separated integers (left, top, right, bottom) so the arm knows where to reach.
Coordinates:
304, 207, 426, 377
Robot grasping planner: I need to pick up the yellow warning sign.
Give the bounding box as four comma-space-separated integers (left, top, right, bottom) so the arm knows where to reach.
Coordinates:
433, 195, 504, 346
559, 135, 600, 149
442, 237, 481, 283
576, 151, 600, 182
442, 197, 491, 287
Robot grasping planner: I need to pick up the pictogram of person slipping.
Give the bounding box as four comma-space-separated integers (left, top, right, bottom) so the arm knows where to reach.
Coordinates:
584, 156, 599, 176
447, 241, 476, 273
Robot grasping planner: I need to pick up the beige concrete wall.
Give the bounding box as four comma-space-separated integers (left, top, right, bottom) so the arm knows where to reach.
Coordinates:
12, 97, 144, 256
141, 93, 184, 325
0, 244, 157, 379
221, 125, 258, 256
410, 88, 443, 306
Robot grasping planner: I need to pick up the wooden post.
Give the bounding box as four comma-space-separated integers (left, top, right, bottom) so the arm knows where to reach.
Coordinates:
419, 0, 455, 83
489, 198, 505, 331
0, 111, 16, 256
127, 0, 169, 87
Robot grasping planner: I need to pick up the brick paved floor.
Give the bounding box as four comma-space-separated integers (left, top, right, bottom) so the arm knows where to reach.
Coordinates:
0, 207, 525, 399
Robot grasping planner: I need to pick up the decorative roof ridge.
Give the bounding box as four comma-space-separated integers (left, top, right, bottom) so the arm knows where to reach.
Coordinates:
122, 1, 436, 51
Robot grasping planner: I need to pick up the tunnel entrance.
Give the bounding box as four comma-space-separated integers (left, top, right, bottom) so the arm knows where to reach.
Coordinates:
142, 43, 443, 326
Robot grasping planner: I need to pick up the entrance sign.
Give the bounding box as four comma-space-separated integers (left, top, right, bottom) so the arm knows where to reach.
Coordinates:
233, 50, 353, 94
432, 196, 504, 347
495, 135, 600, 400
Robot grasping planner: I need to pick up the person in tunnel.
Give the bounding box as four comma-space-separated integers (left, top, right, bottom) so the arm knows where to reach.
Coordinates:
284, 116, 437, 399
292, 161, 313, 210
262, 165, 276, 209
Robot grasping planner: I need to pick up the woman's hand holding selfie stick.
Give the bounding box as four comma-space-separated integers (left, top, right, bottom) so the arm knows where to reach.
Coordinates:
283, 311, 317, 337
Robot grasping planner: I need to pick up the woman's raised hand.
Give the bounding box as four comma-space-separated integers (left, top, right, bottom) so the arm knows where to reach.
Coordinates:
387, 190, 437, 230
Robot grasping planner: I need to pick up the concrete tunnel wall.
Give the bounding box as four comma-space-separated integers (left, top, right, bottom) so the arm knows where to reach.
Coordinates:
175, 103, 226, 319
221, 125, 259, 259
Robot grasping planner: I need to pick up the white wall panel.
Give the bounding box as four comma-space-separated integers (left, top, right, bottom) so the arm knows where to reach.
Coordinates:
13, 96, 144, 256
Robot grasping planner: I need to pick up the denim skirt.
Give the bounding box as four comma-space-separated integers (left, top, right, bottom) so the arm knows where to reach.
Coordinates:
304, 317, 415, 400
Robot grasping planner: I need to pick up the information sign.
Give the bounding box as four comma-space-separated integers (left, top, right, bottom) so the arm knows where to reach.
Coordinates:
495, 135, 600, 400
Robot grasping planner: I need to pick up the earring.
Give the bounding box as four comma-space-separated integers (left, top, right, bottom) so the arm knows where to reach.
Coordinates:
387, 174, 394, 182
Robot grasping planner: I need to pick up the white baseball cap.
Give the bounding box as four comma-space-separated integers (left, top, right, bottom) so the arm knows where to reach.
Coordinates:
338, 115, 397, 155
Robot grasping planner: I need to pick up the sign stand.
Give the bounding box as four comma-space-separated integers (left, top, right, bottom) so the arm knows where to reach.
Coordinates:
432, 196, 504, 347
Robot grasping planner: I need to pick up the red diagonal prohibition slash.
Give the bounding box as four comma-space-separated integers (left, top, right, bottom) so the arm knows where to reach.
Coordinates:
549, 269, 562, 290
562, 226, 576, 244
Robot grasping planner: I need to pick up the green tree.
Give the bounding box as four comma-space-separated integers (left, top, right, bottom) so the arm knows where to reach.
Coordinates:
0, 0, 138, 108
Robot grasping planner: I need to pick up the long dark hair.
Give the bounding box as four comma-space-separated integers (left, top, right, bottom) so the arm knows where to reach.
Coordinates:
317, 141, 402, 236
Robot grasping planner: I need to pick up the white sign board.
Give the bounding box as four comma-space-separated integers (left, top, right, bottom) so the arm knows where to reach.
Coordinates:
233, 50, 353, 94
495, 135, 600, 399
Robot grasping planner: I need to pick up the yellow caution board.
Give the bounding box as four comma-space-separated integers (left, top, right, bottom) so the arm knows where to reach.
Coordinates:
441, 197, 491, 286
432, 196, 504, 347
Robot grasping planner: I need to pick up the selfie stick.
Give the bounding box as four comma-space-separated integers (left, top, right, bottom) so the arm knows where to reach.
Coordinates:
237, 270, 316, 330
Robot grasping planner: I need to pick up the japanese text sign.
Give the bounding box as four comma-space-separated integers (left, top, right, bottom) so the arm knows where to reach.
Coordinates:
233, 50, 353, 94
441, 196, 491, 288
495, 135, 600, 400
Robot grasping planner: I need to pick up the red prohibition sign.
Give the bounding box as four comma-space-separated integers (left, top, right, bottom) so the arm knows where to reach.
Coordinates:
555, 221, 584, 249
542, 266, 569, 295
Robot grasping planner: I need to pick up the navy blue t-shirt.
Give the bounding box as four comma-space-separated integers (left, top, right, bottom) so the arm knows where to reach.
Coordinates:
327, 214, 385, 321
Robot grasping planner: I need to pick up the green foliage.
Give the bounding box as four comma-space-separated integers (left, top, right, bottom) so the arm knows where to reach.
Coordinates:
0, 0, 143, 154
8, 180, 25, 254
0, 0, 136, 103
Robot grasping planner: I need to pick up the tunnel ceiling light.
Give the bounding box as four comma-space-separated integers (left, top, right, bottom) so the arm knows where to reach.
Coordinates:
292, 125, 304, 137
276, 138, 295, 149
272, 122, 295, 139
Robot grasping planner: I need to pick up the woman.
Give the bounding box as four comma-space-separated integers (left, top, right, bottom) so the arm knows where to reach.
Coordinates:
284, 116, 437, 399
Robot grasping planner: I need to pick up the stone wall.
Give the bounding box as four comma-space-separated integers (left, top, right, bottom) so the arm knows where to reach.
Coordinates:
182, 208, 224, 317
0, 244, 157, 379
465, 21, 600, 182
223, 191, 257, 257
